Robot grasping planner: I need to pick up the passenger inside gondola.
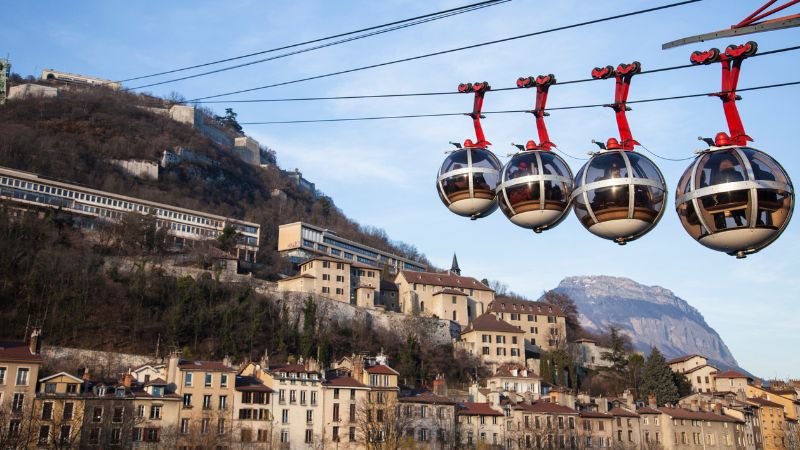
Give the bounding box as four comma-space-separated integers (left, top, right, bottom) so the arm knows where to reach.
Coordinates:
707, 156, 747, 229
592, 163, 623, 209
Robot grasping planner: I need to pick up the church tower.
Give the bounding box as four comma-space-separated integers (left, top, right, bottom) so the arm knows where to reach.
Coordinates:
450, 253, 461, 276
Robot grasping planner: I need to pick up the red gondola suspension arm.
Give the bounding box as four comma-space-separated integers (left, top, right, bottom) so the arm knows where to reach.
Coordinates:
458, 81, 492, 148
517, 74, 557, 150
591, 62, 642, 151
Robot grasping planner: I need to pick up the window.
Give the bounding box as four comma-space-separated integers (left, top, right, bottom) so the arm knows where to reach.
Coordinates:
88, 427, 101, 445
219, 395, 228, 410
113, 406, 124, 423
0, 367, 5, 384
220, 373, 228, 388
282, 409, 289, 423
149, 405, 161, 419
336, 288, 344, 295
42, 402, 54, 420
180, 418, 189, 435
145, 428, 159, 442
184, 372, 193, 387
183, 393, 192, 408
15, 368, 29, 385
349, 426, 356, 441
322, 287, 330, 294
307, 410, 313, 423
92, 406, 103, 422
333, 403, 340, 421
66, 383, 77, 394
201, 418, 209, 434
63, 402, 74, 420
311, 391, 318, 405
350, 404, 356, 421
290, 390, 297, 403
217, 418, 225, 435
45, 383, 56, 394
205, 372, 212, 387
305, 429, 313, 443
110, 427, 122, 444
38, 425, 50, 445
203, 394, 212, 409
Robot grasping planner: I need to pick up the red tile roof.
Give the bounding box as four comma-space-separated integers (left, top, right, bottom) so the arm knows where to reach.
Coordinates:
492, 363, 539, 379
637, 407, 661, 414
325, 376, 367, 388
399, 391, 457, 405
488, 297, 564, 316
178, 360, 236, 372
366, 364, 399, 375
462, 313, 523, 334
144, 378, 168, 386
235, 376, 274, 392
517, 401, 578, 414
0, 341, 42, 363
457, 402, 504, 416
684, 364, 719, 374
400, 271, 492, 292
268, 363, 319, 375
747, 397, 784, 408
609, 407, 639, 417
658, 407, 741, 423
714, 370, 750, 379
666, 354, 706, 365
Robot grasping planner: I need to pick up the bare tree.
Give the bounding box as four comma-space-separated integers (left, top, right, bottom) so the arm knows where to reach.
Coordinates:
355, 396, 419, 450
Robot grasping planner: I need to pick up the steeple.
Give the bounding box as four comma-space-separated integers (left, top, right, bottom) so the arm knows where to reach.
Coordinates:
450, 253, 461, 276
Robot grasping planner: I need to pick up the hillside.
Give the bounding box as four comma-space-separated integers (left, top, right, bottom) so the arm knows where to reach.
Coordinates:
0, 82, 430, 276
548, 275, 739, 369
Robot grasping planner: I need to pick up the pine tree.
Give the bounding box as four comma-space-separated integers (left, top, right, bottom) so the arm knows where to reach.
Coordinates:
600, 325, 632, 373
641, 347, 680, 405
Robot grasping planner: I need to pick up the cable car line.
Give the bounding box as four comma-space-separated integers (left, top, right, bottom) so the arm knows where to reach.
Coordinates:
238, 79, 800, 124
125, 1, 511, 90
637, 144, 696, 162
191, 44, 800, 104
185, 0, 701, 102
118, 0, 510, 84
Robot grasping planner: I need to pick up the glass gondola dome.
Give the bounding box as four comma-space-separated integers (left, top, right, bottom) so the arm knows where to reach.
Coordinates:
436, 146, 501, 218
571, 150, 667, 244
497, 149, 574, 232
675, 146, 794, 257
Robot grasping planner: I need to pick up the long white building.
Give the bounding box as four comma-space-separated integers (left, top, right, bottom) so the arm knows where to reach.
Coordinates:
0, 166, 260, 261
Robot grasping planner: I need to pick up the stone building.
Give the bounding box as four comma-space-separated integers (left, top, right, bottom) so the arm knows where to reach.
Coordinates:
458, 313, 526, 369
487, 297, 567, 353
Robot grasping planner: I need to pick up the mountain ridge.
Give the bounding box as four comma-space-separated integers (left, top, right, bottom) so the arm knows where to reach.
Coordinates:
547, 275, 740, 370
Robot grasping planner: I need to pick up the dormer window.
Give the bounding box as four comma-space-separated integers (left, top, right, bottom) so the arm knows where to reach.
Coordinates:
151, 386, 163, 397
115, 387, 125, 398
95, 386, 107, 396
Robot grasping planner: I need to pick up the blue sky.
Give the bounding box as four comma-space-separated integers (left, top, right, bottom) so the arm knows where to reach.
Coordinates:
4, 0, 799, 377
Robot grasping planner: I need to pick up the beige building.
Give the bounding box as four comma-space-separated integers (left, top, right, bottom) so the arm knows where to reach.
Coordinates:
396, 270, 494, 327
321, 371, 370, 448
610, 406, 642, 448
484, 363, 542, 402
715, 370, 754, 396
232, 374, 275, 447
277, 255, 383, 308
748, 396, 787, 450
459, 313, 526, 369
668, 354, 719, 394
637, 396, 746, 450
0, 330, 42, 420
487, 297, 567, 352
572, 338, 614, 369
457, 401, 506, 447
31, 372, 86, 448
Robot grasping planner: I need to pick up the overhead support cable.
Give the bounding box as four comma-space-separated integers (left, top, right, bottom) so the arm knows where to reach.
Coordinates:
185, 0, 702, 102
121, 0, 511, 86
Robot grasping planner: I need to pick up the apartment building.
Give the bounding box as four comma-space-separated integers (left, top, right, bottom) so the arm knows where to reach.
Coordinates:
487, 297, 567, 352
610, 407, 642, 448
485, 363, 542, 402
572, 338, 614, 369
0, 166, 260, 262
508, 401, 585, 450
748, 396, 787, 450
678, 393, 762, 450
321, 371, 370, 449
459, 313, 526, 368
277, 255, 383, 308
0, 329, 42, 428
668, 354, 719, 394
457, 402, 506, 448
31, 372, 86, 448
278, 221, 427, 273
233, 374, 274, 447
396, 391, 458, 449
396, 270, 494, 327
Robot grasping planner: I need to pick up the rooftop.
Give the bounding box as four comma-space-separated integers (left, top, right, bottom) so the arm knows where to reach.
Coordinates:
400, 271, 492, 292
517, 401, 578, 414
366, 364, 399, 375
487, 297, 564, 316
457, 402, 504, 416
177, 360, 236, 372
399, 391, 457, 405
714, 370, 751, 379
667, 354, 706, 365
609, 407, 639, 417
462, 313, 523, 335
0, 341, 42, 363
658, 407, 741, 423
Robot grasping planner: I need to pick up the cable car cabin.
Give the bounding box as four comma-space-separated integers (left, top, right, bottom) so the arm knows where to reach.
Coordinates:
437, 147, 501, 218
497, 150, 574, 232
675, 146, 793, 257
571, 150, 667, 244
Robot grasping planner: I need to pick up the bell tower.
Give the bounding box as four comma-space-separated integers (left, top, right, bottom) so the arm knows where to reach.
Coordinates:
450, 253, 461, 276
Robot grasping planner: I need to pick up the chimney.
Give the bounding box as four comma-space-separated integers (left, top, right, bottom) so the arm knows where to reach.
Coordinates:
121, 373, 134, 388
714, 403, 722, 415
167, 349, 180, 385
352, 355, 365, 383
29, 328, 42, 355
433, 374, 448, 397
82, 367, 91, 384
648, 394, 657, 409
223, 355, 232, 369
690, 399, 699, 412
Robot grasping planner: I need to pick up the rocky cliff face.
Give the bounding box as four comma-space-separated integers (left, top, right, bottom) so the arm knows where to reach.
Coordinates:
548, 276, 738, 369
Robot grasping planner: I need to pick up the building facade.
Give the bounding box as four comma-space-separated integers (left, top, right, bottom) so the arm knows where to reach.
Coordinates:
487, 297, 567, 352
396, 270, 494, 327
459, 313, 526, 369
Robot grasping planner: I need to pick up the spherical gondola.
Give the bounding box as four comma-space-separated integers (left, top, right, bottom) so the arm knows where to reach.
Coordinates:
436, 146, 501, 218
571, 148, 667, 244
675, 144, 794, 257
497, 144, 574, 232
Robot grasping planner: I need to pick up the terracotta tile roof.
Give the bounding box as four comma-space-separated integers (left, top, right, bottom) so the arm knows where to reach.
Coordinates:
637, 407, 661, 414
666, 354, 706, 365
684, 364, 719, 374
517, 401, 578, 414
487, 297, 564, 316
400, 271, 492, 291
747, 397, 784, 408
268, 363, 319, 375
399, 391, 457, 405
579, 410, 612, 418
380, 280, 399, 291
178, 360, 236, 372
462, 313, 523, 334
0, 341, 43, 363
366, 364, 399, 375
492, 363, 539, 379
714, 370, 750, 379
235, 376, 274, 392
279, 273, 316, 282
658, 407, 741, 422
325, 376, 367, 388
457, 402, 504, 416
144, 378, 168, 386
434, 288, 468, 296
609, 407, 639, 417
